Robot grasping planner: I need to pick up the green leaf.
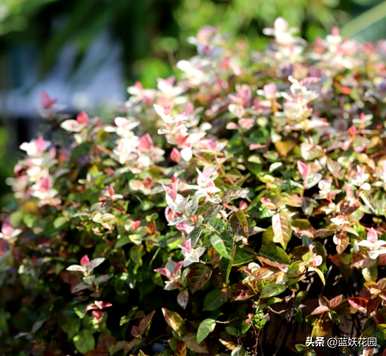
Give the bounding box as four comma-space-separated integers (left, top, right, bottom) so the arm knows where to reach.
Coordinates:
225, 320, 252, 337
233, 247, 255, 266
260, 283, 287, 298
272, 212, 292, 249
260, 243, 290, 264
203, 289, 228, 311
196, 318, 216, 343
115, 234, 142, 248
210, 235, 230, 259
73, 330, 95, 354
61, 316, 80, 338
53, 216, 68, 228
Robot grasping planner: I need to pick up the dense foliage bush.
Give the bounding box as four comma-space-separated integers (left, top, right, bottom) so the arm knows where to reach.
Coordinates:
1, 19, 386, 355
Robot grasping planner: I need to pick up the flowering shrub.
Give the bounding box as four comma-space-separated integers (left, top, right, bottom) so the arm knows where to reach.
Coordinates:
1, 19, 386, 355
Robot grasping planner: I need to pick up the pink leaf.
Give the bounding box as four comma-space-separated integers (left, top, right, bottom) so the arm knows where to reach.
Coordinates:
181, 239, 192, 253
348, 297, 368, 314
138, 134, 153, 151
170, 148, 181, 163
297, 161, 309, 180
310, 305, 330, 316
76, 111, 89, 125
40, 91, 57, 109
80, 255, 90, 266
367, 228, 378, 243
131, 220, 141, 231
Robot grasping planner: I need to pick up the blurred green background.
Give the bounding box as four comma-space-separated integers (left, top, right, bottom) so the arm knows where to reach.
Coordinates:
0, 0, 384, 86
0, 0, 385, 201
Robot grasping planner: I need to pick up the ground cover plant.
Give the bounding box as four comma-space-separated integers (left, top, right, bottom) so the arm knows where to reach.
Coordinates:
0, 19, 385, 355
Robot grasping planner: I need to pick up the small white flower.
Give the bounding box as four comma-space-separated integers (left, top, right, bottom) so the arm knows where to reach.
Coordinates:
181, 239, 205, 267
357, 228, 386, 260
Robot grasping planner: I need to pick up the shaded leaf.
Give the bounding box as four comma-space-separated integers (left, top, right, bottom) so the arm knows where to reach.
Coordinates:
182, 334, 208, 353
187, 264, 212, 293
73, 330, 95, 354
210, 235, 230, 259
260, 283, 287, 298
203, 288, 228, 311
162, 308, 184, 336
196, 319, 216, 343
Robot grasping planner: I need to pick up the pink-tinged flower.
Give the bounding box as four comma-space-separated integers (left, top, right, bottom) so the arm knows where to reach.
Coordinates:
348, 125, 357, 137
229, 85, 252, 108
311, 254, 323, 267
170, 148, 181, 163
153, 104, 176, 124
239, 118, 255, 130
31, 175, 59, 204
175, 221, 195, 235
157, 78, 184, 97
66, 256, 105, 274
181, 239, 205, 267
154, 260, 183, 290
86, 301, 112, 321
282, 77, 318, 121
138, 134, 154, 151
61, 112, 89, 132
77, 111, 89, 124
350, 166, 370, 190
357, 228, 386, 260
263, 83, 277, 100
113, 135, 139, 164
100, 185, 123, 202
288, 76, 318, 103
303, 245, 323, 272
297, 161, 309, 180
195, 167, 220, 200
127, 81, 155, 106
198, 138, 224, 153
26, 166, 50, 183
176, 59, 207, 85
129, 177, 158, 195
0, 219, 21, 242
105, 117, 139, 137
80, 255, 90, 266
111, 127, 164, 171
130, 220, 141, 231
239, 200, 248, 210
20, 136, 49, 157
226, 122, 238, 130
165, 176, 179, 203
40, 91, 57, 109
163, 177, 198, 234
